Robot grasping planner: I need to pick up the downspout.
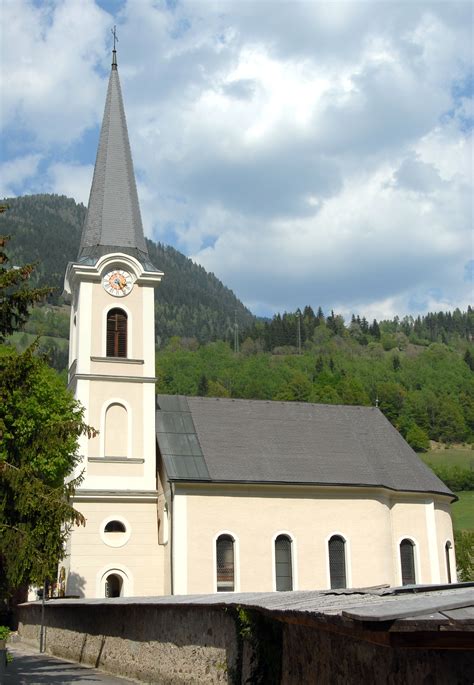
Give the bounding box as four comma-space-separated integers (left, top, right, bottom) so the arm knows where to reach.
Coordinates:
170, 481, 175, 595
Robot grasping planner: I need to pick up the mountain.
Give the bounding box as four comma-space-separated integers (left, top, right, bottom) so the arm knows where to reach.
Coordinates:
0, 194, 255, 344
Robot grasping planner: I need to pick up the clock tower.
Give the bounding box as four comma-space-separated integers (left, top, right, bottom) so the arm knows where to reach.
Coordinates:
63, 46, 164, 598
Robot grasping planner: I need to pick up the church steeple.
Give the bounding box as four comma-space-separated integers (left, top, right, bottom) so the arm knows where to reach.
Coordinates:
78, 42, 150, 266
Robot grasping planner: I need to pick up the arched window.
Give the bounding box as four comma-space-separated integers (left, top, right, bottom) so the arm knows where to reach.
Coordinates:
275, 535, 293, 591
104, 520, 126, 533
106, 308, 127, 357
104, 403, 128, 457
445, 541, 452, 584
328, 535, 346, 589
105, 573, 122, 598
400, 539, 416, 585
216, 535, 234, 592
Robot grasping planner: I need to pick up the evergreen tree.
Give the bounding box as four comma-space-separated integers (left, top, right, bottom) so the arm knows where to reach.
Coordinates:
0, 237, 93, 609
464, 348, 474, 371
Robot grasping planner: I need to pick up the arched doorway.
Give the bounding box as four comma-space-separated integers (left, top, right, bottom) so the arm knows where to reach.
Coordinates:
105, 573, 123, 598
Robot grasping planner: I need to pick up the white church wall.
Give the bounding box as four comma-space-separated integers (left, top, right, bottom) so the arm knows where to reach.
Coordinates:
178, 485, 397, 593
434, 501, 457, 583
66, 500, 164, 598
175, 484, 454, 594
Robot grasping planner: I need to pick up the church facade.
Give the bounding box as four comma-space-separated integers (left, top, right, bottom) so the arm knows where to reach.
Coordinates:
62, 50, 457, 599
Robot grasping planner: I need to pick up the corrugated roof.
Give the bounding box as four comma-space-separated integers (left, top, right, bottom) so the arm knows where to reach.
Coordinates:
30, 584, 474, 626
156, 396, 453, 498
78, 56, 154, 269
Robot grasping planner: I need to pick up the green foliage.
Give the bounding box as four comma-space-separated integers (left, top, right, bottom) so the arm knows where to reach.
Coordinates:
156, 334, 474, 447
426, 462, 474, 492
454, 530, 474, 581
405, 424, 430, 452
0, 236, 93, 598
451, 491, 474, 532
0, 346, 91, 593
230, 607, 282, 685
420, 448, 474, 469
0, 196, 83, 303
0, 236, 52, 342
0, 625, 10, 640
245, 306, 473, 353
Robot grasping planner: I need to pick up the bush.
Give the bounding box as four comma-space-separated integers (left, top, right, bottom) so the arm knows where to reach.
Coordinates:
454, 530, 474, 581
427, 463, 474, 491
406, 424, 430, 452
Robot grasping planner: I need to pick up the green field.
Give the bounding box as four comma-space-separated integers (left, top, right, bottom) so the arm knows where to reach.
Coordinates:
419, 448, 474, 532
420, 448, 474, 469
451, 491, 474, 531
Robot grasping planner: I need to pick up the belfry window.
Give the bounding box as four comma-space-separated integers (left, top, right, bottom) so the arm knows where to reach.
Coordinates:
400, 539, 416, 585
328, 535, 347, 589
275, 535, 293, 591
106, 308, 127, 357
216, 535, 235, 592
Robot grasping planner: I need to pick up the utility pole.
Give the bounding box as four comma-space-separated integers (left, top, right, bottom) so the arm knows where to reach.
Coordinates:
296, 309, 302, 355
234, 310, 239, 354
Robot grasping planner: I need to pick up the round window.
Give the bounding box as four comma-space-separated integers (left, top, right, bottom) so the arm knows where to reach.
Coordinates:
101, 517, 131, 547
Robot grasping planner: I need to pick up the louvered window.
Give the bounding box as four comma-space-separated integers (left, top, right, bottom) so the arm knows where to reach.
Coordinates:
328, 535, 347, 589
216, 535, 234, 592
400, 539, 416, 585
445, 541, 452, 584
275, 535, 293, 591
107, 308, 127, 357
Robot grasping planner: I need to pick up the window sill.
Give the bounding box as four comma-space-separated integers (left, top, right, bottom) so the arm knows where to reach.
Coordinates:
90, 356, 144, 364
88, 457, 145, 464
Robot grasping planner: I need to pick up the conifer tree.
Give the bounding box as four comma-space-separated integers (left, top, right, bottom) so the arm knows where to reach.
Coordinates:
0, 234, 93, 607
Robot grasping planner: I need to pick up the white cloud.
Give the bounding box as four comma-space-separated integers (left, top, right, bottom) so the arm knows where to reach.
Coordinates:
0, 154, 42, 197
1, 0, 472, 320
2, 0, 110, 145
46, 163, 93, 205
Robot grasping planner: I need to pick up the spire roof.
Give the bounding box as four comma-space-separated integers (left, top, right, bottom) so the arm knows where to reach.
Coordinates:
78, 49, 153, 268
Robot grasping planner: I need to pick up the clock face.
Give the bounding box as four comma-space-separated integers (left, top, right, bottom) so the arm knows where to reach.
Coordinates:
102, 269, 134, 297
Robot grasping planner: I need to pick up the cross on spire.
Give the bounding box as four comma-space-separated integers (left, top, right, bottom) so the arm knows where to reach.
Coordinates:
111, 25, 118, 68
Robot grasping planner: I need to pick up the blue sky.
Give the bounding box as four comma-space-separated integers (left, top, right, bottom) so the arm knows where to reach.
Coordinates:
1, 0, 472, 319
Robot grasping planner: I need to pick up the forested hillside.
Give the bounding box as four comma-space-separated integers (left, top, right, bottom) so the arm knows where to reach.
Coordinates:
0, 194, 254, 343
156, 326, 474, 451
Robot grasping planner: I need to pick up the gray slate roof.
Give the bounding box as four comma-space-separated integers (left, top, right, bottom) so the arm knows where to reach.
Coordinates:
156, 395, 453, 498
78, 59, 153, 268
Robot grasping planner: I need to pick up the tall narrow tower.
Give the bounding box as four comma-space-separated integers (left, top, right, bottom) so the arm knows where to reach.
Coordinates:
63, 46, 164, 598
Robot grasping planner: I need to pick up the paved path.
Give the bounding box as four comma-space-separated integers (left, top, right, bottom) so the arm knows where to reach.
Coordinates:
1, 643, 137, 684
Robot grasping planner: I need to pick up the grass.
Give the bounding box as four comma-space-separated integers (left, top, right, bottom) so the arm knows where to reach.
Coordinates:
451, 491, 474, 531
420, 448, 474, 470
419, 447, 474, 532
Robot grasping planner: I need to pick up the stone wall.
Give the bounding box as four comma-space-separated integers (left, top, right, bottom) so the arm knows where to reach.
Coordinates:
19, 603, 239, 684
18, 601, 474, 684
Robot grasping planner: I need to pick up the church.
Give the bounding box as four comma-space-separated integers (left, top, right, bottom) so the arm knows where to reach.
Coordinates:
62, 48, 457, 599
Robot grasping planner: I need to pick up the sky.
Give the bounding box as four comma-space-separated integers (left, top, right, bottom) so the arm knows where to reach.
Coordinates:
1, 0, 472, 320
